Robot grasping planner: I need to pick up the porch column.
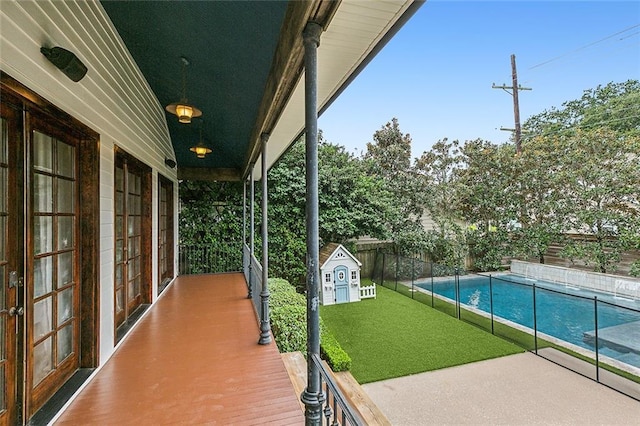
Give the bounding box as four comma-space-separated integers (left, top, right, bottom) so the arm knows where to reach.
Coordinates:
243, 175, 251, 299
258, 133, 272, 344
301, 21, 323, 425
249, 163, 255, 300
242, 176, 247, 248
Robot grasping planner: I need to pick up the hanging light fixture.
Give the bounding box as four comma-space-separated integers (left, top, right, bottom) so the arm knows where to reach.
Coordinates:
165, 57, 202, 124
190, 121, 212, 158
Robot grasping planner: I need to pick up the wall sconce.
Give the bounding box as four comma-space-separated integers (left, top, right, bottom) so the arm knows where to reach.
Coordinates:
190, 122, 212, 158
165, 57, 202, 123
41, 46, 88, 82
164, 158, 177, 168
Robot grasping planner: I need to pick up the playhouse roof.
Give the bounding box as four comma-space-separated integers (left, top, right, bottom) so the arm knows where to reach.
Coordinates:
319, 243, 362, 269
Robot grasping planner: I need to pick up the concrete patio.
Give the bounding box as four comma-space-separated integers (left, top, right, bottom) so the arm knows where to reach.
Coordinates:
363, 352, 639, 425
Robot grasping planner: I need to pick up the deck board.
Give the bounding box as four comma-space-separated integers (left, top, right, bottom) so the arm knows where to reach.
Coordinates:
54, 273, 304, 425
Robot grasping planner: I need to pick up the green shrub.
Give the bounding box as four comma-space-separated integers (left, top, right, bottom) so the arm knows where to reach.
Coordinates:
270, 304, 307, 353
267, 277, 351, 371
269, 278, 306, 309
269, 278, 298, 295
321, 327, 352, 371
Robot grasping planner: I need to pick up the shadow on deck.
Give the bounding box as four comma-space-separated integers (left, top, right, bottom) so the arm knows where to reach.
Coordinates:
54, 273, 304, 425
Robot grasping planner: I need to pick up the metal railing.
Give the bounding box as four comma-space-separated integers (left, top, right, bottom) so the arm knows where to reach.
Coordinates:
242, 243, 263, 320
178, 242, 242, 275
374, 251, 640, 401
311, 354, 364, 425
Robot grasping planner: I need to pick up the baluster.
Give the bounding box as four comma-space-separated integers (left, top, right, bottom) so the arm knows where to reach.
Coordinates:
331, 393, 339, 426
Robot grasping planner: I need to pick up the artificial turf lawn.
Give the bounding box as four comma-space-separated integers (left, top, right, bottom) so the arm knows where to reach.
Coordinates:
320, 284, 524, 384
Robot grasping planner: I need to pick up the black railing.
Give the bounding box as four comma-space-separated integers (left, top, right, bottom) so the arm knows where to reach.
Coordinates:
311, 354, 364, 426
178, 242, 242, 275
250, 252, 263, 321
374, 251, 640, 401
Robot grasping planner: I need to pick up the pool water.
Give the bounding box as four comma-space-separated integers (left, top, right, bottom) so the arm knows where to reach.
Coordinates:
416, 274, 640, 368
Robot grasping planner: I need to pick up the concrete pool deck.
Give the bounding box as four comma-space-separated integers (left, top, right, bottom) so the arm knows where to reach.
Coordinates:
362, 352, 640, 425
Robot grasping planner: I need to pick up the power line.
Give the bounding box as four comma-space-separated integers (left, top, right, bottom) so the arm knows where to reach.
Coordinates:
528, 24, 640, 71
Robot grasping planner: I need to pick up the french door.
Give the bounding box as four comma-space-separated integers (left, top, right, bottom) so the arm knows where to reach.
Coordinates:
0, 104, 81, 423
1, 73, 99, 425
114, 152, 151, 335
158, 176, 174, 294
0, 101, 21, 425
28, 115, 81, 415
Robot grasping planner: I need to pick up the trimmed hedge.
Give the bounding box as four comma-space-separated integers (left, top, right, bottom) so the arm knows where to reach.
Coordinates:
268, 277, 352, 372
270, 305, 307, 353
321, 328, 352, 371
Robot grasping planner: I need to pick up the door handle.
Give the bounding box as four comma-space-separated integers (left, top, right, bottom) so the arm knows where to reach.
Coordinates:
9, 306, 24, 316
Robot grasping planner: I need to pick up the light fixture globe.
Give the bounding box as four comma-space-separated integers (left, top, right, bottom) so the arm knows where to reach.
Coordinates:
190, 121, 212, 158
190, 143, 212, 158
165, 102, 202, 124
165, 57, 201, 124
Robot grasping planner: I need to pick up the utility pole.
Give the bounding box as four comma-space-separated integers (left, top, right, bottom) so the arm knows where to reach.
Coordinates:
493, 54, 531, 154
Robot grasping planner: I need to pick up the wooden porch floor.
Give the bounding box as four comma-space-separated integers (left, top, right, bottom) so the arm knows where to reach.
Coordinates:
54, 273, 304, 425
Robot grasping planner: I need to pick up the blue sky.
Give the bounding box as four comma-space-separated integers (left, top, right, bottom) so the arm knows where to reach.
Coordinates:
318, 1, 640, 158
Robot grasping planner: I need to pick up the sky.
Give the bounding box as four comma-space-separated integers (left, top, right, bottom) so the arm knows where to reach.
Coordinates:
318, 0, 640, 158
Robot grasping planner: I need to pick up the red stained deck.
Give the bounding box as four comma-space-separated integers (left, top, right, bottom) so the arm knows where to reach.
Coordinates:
54, 273, 304, 425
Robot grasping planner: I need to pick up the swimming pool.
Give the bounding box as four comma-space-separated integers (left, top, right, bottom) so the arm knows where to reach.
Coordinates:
416, 274, 640, 368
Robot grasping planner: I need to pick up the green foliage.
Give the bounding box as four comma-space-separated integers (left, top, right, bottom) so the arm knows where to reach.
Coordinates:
178, 181, 245, 272
320, 329, 352, 372
267, 278, 351, 371
268, 278, 307, 353
270, 304, 307, 353
179, 181, 244, 245
524, 80, 640, 138
550, 127, 640, 273
268, 133, 392, 289
416, 80, 640, 273
268, 278, 306, 307
364, 118, 429, 255
466, 225, 509, 271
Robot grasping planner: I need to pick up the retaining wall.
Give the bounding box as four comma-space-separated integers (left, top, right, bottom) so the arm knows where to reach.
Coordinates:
511, 260, 640, 299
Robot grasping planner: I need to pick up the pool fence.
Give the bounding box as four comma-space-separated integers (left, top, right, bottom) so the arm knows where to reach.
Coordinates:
373, 251, 640, 402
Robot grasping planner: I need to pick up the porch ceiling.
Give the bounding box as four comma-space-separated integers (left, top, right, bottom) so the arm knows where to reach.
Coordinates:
100, 0, 422, 181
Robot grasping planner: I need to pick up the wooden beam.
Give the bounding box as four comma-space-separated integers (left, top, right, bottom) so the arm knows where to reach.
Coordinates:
243, 0, 342, 179
178, 167, 241, 182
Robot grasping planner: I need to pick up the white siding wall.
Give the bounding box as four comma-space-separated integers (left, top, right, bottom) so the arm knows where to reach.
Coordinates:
1, 1, 178, 363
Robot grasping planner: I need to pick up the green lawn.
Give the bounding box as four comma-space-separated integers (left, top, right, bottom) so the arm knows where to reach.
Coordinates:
320, 284, 524, 383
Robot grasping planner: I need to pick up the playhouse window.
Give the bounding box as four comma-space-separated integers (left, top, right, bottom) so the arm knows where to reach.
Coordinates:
351, 270, 357, 281
325, 273, 331, 283
338, 271, 345, 281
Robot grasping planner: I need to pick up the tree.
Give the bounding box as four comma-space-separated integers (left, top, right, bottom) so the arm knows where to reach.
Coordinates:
508, 134, 567, 264
554, 128, 640, 273
268, 134, 391, 288
524, 80, 640, 138
415, 138, 466, 266
522, 79, 640, 273
363, 118, 427, 255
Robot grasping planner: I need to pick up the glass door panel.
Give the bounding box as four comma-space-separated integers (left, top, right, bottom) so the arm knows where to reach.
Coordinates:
0, 116, 10, 422
0, 105, 20, 425
28, 125, 80, 415
158, 176, 174, 294
114, 156, 145, 333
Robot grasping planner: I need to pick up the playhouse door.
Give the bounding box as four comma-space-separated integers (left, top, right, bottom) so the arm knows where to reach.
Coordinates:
334, 266, 349, 304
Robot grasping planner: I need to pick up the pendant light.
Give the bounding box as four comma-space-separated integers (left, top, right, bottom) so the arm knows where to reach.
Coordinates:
190, 121, 212, 158
165, 57, 202, 124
